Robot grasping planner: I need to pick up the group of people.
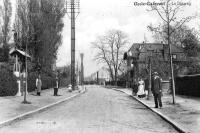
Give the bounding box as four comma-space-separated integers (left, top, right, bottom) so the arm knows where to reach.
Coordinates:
35, 75, 59, 96
132, 72, 163, 108
132, 77, 147, 98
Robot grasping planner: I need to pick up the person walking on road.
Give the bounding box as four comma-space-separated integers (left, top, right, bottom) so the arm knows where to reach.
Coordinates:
152, 72, 163, 108
36, 75, 42, 96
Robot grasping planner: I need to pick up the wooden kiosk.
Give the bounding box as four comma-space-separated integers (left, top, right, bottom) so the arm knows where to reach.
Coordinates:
9, 48, 31, 96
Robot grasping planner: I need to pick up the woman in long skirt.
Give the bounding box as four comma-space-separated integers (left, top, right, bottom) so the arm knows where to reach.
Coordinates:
137, 78, 145, 98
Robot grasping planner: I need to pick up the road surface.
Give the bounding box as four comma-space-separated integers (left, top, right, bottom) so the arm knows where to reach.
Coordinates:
0, 85, 178, 133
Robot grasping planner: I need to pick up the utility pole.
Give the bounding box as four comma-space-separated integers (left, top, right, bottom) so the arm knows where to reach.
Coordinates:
66, 0, 80, 90
80, 53, 84, 85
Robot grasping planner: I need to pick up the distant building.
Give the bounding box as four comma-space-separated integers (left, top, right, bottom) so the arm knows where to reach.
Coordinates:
86, 67, 111, 85
84, 72, 97, 83
98, 67, 110, 85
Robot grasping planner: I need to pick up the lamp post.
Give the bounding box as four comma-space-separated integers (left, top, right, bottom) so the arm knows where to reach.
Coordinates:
12, 31, 21, 97
126, 52, 131, 88
22, 33, 31, 104
147, 49, 154, 100
97, 71, 99, 84
125, 51, 138, 88
80, 53, 84, 85
11, 30, 31, 104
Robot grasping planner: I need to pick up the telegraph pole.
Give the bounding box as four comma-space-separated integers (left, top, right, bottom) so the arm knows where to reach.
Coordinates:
66, 0, 80, 90
71, 0, 75, 90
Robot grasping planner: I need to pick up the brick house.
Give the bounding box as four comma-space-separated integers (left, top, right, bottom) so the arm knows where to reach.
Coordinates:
124, 42, 187, 86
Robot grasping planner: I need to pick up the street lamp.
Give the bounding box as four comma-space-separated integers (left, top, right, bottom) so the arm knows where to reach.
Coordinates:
147, 48, 154, 100
12, 30, 31, 104
126, 52, 132, 88
80, 53, 84, 85
22, 32, 31, 104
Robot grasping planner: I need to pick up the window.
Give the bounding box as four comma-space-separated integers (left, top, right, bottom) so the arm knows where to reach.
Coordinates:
172, 54, 177, 60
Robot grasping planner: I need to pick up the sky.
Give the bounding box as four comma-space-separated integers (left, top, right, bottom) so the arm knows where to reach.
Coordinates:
5, 0, 200, 77
57, 0, 199, 77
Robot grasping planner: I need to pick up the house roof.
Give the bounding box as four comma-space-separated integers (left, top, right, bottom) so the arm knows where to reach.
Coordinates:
128, 42, 184, 55
9, 48, 31, 58
129, 43, 164, 51
170, 45, 184, 53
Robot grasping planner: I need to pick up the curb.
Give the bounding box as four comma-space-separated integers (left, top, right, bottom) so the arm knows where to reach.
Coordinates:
0, 86, 86, 128
112, 88, 189, 133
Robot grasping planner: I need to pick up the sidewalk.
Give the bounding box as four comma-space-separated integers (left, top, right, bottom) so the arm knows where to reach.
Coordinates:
112, 87, 200, 133
0, 87, 85, 127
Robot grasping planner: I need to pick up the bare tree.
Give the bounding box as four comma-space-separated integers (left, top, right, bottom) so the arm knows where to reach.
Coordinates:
92, 29, 128, 85
0, 0, 12, 47
147, 0, 196, 104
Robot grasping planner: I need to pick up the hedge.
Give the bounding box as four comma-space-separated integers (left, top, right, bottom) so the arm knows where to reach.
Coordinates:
0, 64, 61, 96
27, 72, 56, 92
59, 77, 70, 87
0, 47, 9, 62
105, 80, 126, 87
175, 74, 200, 97
0, 65, 18, 96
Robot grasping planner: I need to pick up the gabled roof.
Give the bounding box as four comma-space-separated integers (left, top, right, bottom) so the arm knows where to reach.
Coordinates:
128, 43, 165, 56
9, 48, 31, 58
170, 45, 184, 53
129, 43, 165, 51
128, 42, 184, 54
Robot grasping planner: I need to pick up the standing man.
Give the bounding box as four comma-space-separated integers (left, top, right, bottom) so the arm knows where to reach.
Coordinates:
151, 72, 162, 108
36, 75, 42, 96
54, 75, 59, 96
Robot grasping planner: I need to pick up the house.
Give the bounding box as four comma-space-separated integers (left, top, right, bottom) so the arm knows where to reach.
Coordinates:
128, 42, 187, 62
124, 42, 187, 87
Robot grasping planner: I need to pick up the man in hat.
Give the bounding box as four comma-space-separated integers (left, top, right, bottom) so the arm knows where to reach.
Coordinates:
151, 72, 163, 108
